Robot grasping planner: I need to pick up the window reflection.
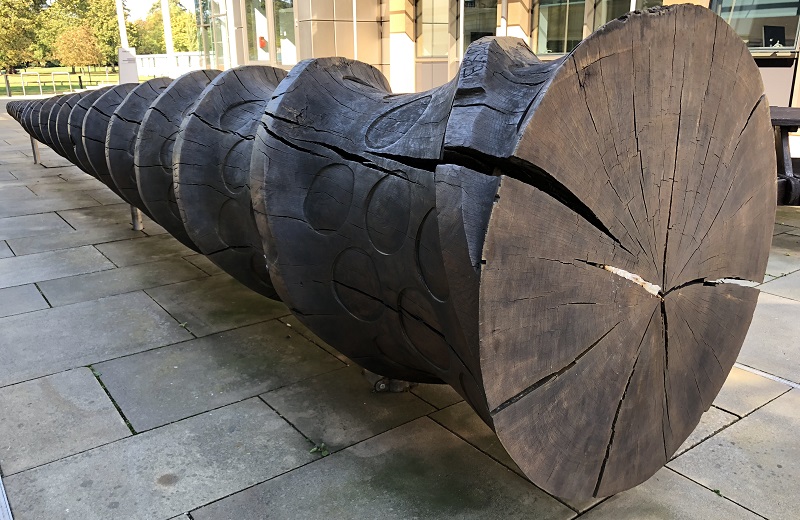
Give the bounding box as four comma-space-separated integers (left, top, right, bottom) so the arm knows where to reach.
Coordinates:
274, 0, 296, 65
711, 0, 800, 50
462, 0, 498, 54
537, 0, 585, 54
246, 0, 270, 62
417, 0, 452, 57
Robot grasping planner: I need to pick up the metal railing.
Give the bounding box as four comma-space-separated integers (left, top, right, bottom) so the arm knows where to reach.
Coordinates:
19, 72, 43, 96
50, 71, 73, 93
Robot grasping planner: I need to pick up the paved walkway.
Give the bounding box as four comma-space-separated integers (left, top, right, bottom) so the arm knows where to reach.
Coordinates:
0, 98, 798, 520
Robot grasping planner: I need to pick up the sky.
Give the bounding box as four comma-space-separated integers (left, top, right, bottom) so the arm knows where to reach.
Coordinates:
125, 0, 196, 21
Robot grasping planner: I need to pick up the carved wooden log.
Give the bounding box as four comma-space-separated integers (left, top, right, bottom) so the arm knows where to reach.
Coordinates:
21, 99, 45, 141
68, 86, 114, 176
106, 77, 173, 214
2, 5, 775, 501
253, 6, 774, 500
36, 95, 62, 151
82, 83, 138, 197
136, 69, 222, 251
173, 66, 286, 299
46, 94, 76, 158
55, 92, 94, 172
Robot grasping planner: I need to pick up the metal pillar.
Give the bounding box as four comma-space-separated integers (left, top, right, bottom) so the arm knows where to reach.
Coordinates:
130, 206, 144, 231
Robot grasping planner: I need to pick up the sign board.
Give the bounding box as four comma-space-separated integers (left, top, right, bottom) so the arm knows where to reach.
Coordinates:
118, 47, 139, 84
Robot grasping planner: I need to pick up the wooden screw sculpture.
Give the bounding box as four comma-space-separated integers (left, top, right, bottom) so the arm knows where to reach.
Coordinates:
5, 6, 776, 501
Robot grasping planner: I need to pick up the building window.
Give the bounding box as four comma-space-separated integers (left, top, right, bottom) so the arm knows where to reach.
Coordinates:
711, 0, 800, 50
195, 0, 229, 69
246, 0, 271, 62
417, 0, 452, 57
462, 0, 498, 54
537, 0, 585, 54
274, 0, 297, 65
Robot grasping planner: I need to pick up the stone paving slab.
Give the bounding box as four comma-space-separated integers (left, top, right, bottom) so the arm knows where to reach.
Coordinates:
765, 233, 800, 278
84, 188, 123, 205
672, 407, 738, 459
0, 241, 11, 259
411, 382, 464, 409
0, 291, 192, 387
0, 193, 99, 219
713, 366, 791, 417
58, 204, 139, 231
0, 284, 48, 318
277, 315, 350, 363
38, 258, 208, 307
95, 235, 195, 267
774, 223, 794, 234
0, 368, 130, 475
759, 268, 800, 301
7, 226, 143, 256
191, 418, 574, 520
94, 320, 345, 432
737, 292, 800, 384
0, 186, 38, 202
27, 178, 106, 195
579, 468, 761, 519
0, 245, 113, 289
146, 274, 289, 337
669, 390, 800, 520
774, 206, 800, 228
431, 401, 522, 475
0, 213, 72, 241
0, 176, 68, 189
183, 254, 226, 276
3, 399, 315, 520
262, 366, 435, 452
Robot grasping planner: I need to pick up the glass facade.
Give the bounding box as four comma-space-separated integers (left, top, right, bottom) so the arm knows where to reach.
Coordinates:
537, 0, 585, 54
195, 0, 229, 69
462, 0, 499, 54
245, 0, 270, 62
711, 0, 800, 50
273, 0, 297, 66
417, 0, 452, 57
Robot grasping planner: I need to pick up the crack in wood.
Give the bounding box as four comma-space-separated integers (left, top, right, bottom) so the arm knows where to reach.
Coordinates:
490, 322, 621, 416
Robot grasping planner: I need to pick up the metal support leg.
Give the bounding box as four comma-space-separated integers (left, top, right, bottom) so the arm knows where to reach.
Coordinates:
30, 136, 40, 164
130, 206, 144, 231
362, 369, 416, 393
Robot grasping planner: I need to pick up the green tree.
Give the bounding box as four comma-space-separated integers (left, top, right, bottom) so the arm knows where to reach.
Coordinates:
33, 0, 89, 64
85, 0, 122, 65
53, 24, 103, 68
133, 0, 197, 55
0, 0, 40, 71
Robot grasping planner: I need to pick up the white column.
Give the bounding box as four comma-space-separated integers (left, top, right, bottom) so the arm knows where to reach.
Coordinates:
161, 0, 175, 56
115, 0, 129, 47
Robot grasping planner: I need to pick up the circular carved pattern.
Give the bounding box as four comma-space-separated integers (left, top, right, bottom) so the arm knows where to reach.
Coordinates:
365, 174, 411, 254
417, 208, 450, 302
221, 138, 250, 195
304, 164, 354, 234
217, 198, 250, 246
398, 288, 451, 370
365, 95, 431, 149
331, 247, 384, 322
219, 100, 263, 133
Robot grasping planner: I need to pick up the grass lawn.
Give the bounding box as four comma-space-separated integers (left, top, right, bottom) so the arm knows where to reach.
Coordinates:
1, 66, 152, 97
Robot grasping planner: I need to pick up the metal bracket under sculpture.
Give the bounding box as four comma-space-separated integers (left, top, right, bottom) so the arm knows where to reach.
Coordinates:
6, 6, 777, 501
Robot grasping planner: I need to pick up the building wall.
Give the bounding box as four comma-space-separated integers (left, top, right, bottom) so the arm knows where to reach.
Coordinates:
201, 0, 800, 105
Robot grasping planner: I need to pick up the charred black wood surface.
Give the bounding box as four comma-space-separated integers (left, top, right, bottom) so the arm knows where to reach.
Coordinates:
106, 77, 173, 215
135, 69, 222, 251
174, 66, 286, 299
4, 5, 776, 501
